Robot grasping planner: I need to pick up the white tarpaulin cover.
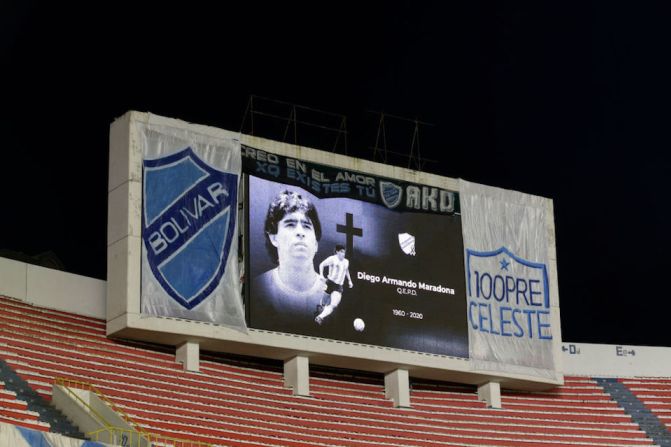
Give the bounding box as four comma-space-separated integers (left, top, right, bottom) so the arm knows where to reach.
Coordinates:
139, 117, 246, 330
460, 179, 557, 380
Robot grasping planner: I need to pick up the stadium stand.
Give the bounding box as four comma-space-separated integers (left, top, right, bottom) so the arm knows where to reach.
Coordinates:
0, 293, 664, 447
623, 377, 671, 425
606, 378, 671, 446
0, 357, 85, 438
0, 379, 50, 432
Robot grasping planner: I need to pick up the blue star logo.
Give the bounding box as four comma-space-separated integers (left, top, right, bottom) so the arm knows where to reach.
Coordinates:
500, 258, 510, 271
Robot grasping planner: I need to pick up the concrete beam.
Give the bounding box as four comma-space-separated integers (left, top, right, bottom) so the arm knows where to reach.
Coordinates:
478, 381, 502, 408
176, 341, 200, 372
284, 356, 310, 396
385, 369, 410, 408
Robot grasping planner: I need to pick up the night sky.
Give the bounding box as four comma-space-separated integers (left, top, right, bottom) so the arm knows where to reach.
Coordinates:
2, 2, 671, 347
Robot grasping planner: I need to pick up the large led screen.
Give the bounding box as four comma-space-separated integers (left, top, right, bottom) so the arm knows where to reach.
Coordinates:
244, 147, 468, 357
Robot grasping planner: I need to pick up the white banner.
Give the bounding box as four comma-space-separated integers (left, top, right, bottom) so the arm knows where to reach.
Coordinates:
139, 118, 246, 330
460, 179, 556, 379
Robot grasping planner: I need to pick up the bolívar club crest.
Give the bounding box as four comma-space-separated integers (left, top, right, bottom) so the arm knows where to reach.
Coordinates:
142, 147, 238, 310
379, 181, 403, 209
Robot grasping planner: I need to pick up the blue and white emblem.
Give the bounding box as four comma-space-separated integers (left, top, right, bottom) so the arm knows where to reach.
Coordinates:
379, 181, 403, 209
398, 233, 416, 256
142, 147, 237, 310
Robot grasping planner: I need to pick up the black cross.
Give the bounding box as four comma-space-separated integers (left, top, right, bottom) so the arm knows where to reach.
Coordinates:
336, 213, 363, 255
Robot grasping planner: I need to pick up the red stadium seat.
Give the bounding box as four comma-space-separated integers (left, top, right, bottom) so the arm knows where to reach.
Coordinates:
0, 295, 660, 447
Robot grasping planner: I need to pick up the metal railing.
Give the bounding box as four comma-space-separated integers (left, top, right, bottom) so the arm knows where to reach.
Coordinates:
87, 426, 144, 447
55, 377, 211, 447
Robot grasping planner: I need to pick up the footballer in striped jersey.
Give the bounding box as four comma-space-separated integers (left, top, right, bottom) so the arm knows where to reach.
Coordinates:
315, 245, 353, 324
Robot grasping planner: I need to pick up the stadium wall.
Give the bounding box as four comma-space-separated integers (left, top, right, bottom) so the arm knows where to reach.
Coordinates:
561, 342, 671, 377
0, 256, 104, 318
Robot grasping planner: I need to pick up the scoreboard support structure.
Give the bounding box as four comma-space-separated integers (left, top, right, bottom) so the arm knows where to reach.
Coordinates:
385, 369, 410, 408
478, 381, 502, 408
106, 111, 564, 405
176, 341, 200, 372
284, 356, 310, 396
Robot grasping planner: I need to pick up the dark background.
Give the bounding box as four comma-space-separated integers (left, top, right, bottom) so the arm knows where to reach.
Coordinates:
2, 2, 670, 346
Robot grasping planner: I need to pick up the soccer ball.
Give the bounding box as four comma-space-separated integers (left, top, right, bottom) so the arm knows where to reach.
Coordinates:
353, 318, 365, 332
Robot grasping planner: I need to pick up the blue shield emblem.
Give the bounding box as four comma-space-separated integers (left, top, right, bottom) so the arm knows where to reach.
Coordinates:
142, 147, 237, 309
379, 181, 403, 209
466, 246, 549, 308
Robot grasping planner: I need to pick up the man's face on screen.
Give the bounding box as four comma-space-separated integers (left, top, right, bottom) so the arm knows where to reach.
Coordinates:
269, 211, 318, 265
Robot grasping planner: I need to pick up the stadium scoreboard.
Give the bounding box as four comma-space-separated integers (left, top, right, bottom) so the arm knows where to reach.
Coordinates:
107, 111, 563, 389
